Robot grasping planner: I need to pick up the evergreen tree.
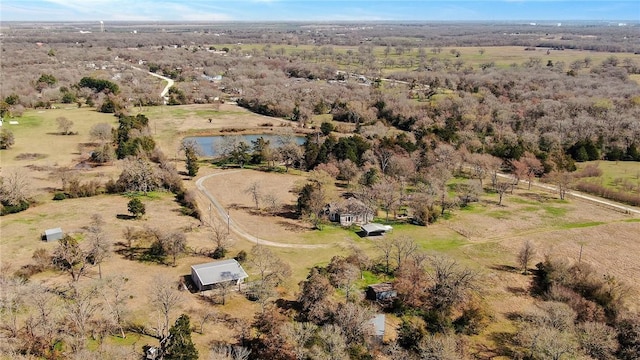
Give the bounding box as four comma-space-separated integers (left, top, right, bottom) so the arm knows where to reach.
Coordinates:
164, 314, 198, 360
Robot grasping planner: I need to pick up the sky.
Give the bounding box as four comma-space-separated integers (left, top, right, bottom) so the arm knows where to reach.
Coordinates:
1, 0, 638, 22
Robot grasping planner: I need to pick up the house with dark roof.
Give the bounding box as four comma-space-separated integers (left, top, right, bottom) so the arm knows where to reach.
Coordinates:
366, 283, 397, 302
190, 259, 249, 292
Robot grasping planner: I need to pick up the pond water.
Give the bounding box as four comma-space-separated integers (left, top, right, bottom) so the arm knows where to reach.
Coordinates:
184, 134, 306, 157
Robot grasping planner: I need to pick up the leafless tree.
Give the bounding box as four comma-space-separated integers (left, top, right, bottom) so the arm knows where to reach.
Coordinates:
149, 276, 182, 342
87, 214, 110, 279
209, 345, 252, 360
56, 116, 74, 135
89, 122, 113, 143
245, 181, 261, 210
392, 236, 418, 271
100, 276, 129, 339
373, 178, 401, 221
495, 181, 511, 206
0, 168, 31, 206
161, 231, 187, 266
207, 217, 232, 255
427, 256, 477, 317
249, 245, 291, 286
549, 170, 573, 200
327, 256, 359, 301
518, 240, 536, 274
63, 282, 101, 351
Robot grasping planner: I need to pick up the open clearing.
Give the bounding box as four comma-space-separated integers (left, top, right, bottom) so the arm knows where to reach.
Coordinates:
2, 102, 640, 354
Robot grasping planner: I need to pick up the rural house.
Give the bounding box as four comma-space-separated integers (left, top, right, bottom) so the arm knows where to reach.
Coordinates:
191, 259, 249, 292
326, 197, 374, 226
366, 283, 397, 301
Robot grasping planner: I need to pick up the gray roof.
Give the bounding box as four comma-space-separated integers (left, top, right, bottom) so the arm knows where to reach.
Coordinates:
45, 228, 63, 236
361, 223, 392, 235
191, 259, 248, 286
368, 314, 386, 337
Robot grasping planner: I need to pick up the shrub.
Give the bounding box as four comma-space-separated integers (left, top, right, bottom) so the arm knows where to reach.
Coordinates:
127, 198, 145, 218
53, 192, 66, 200
234, 250, 247, 263
212, 246, 226, 259
1, 200, 30, 216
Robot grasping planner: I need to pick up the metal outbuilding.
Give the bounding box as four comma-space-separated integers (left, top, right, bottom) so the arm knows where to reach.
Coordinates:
44, 228, 63, 242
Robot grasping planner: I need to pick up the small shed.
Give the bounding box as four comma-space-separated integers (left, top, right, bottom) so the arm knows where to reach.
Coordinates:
367, 314, 386, 341
191, 259, 249, 292
360, 223, 392, 236
44, 228, 63, 242
366, 283, 397, 301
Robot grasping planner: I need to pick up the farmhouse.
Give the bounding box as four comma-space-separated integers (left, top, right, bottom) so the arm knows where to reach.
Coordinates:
190, 259, 249, 292
366, 283, 397, 301
327, 197, 374, 226
43, 227, 63, 242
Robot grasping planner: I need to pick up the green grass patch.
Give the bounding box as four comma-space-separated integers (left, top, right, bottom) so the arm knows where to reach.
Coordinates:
122, 191, 169, 200
624, 218, 640, 223
487, 210, 511, 220
558, 221, 606, 229
543, 205, 567, 217
420, 237, 468, 252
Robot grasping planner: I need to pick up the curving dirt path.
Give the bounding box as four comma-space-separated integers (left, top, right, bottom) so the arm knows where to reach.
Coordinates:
195, 170, 328, 249
131, 66, 175, 100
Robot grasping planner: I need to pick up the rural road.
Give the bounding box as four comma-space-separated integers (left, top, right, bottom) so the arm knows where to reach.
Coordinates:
495, 172, 640, 216
195, 171, 328, 249
131, 66, 175, 100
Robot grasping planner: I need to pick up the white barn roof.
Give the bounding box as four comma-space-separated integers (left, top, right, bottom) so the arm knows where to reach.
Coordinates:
191, 259, 248, 287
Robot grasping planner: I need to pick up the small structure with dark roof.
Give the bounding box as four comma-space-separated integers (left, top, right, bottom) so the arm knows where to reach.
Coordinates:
366, 283, 397, 302
191, 259, 249, 292
360, 223, 392, 236
43, 227, 63, 242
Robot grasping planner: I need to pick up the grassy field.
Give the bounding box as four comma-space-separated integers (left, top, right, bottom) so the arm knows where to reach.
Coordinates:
214, 44, 639, 73
576, 160, 640, 189
2, 102, 639, 356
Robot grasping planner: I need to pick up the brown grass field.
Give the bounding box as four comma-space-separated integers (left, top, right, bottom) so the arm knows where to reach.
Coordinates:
2, 101, 640, 355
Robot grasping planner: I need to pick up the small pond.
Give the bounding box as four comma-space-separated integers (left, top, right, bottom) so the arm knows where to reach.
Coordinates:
184, 134, 306, 157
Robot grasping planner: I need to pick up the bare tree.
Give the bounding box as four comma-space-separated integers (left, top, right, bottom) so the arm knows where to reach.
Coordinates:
63, 283, 100, 351
207, 218, 232, 257
56, 116, 74, 135
373, 178, 401, 221
327, 256, 359, 301
337, 159, 359, 186
0, 168, 31, 206
495, 181, 511, 206
549, 170, 573, 200
149, 276, 182, 342
427, 256, 477, 319
100, 276, 129, 339
161, 231, 187, 266
89, 122, 113, 143
518, 240, 536, 274
249, 245, 291, 286
392, 236, 418, 271
87, 214, 110, 279
245, 181, 261, 210
375, 238, 395, 274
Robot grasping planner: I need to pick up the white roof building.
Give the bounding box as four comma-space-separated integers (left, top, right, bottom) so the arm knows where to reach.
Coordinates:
191, 259, 248, 292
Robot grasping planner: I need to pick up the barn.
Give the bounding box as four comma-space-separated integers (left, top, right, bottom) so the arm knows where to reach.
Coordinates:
190, 259, 249, 292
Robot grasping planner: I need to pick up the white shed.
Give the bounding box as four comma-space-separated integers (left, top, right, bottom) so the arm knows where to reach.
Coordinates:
44, 228, 63, 242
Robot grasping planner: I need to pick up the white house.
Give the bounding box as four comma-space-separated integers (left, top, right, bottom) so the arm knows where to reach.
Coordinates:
327, 197, 374, 226
191, 259, 249, 292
